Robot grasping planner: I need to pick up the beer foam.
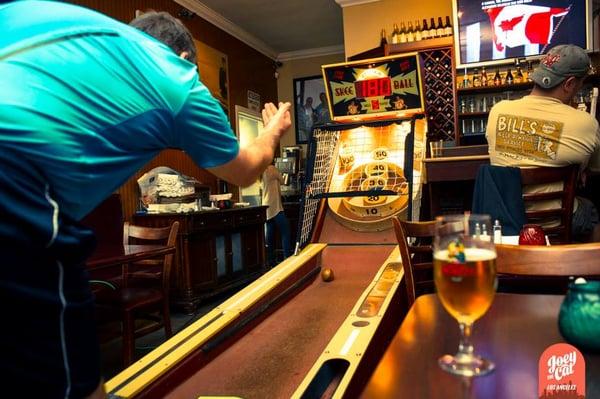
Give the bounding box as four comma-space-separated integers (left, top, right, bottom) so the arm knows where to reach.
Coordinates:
434, 247, 496, 261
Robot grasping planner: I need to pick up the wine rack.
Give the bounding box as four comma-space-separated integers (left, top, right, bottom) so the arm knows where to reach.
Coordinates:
420, 47, 456, 142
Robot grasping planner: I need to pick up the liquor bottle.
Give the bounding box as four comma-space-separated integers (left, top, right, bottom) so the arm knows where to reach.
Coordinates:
436, 17, 444, 37
472, 68, 481, 87
391, 23, 400, 44
399, 22, 407, 43
444, 16, 453, 36
380, 28, 388, 46
493, 68, 502, 86
515, 62, 524, 84
576, 91, 587, 111
526, 61, 533, 81
481, 66, 488, 86
505, 68, 514, 85
421, 18, 429, 40
462, 68, 471, 88
429, 17, 437, 38
407, 21, 415, 42
414, 20, 422, 41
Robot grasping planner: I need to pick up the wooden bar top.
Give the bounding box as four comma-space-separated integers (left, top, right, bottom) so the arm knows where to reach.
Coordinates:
361, 294, 600, 398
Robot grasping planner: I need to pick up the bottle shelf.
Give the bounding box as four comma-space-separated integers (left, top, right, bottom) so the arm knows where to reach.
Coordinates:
458, 112, 489, 118
461, 132, 486, 137
386, 36, 454, 54
457, 82, 533, 94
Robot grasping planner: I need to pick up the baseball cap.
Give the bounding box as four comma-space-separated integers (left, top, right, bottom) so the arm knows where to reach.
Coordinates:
530, 44, 591, 89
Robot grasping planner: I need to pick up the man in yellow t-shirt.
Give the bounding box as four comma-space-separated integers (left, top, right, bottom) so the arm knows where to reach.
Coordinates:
486, 45, 600, 239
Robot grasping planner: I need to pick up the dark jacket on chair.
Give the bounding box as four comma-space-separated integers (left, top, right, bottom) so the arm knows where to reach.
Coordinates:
472, 165, 526, 235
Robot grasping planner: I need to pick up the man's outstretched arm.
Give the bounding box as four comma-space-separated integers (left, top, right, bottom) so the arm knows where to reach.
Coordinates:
208, 102, 291, 187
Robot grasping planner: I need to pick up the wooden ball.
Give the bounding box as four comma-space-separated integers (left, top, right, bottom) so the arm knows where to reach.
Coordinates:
321, 268, 334, 282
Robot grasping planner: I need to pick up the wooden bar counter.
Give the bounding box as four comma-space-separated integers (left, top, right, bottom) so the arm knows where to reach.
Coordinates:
423, 145, 490, 217
133, 206, 267, 312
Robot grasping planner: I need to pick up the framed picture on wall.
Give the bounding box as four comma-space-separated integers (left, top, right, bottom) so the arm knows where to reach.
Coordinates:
194, 39, 229, 117
293, 75, 330, 144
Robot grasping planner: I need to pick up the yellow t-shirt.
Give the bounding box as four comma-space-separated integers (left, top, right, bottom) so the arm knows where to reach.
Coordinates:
486, 95, 600, 221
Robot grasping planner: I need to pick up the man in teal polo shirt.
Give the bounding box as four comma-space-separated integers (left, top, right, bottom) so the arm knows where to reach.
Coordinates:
0, 2, 290, 398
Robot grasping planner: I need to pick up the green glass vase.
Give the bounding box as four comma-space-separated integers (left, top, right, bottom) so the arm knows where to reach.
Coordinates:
558, 280, 600, 352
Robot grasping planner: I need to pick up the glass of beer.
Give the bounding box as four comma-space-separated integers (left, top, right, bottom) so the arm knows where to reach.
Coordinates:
433, 213, 497, 377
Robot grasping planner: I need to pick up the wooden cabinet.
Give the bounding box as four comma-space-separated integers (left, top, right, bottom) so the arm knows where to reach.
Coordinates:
133, 206, 267, 313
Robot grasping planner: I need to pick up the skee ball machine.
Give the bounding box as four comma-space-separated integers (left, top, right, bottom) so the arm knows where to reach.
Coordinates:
104, 50, 454, 399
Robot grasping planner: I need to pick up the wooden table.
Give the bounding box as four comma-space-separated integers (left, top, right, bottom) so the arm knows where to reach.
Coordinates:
87, 244, 175, 283
422, 145, 490, 217
87, 244, 175, 270
361, 294, 600, 398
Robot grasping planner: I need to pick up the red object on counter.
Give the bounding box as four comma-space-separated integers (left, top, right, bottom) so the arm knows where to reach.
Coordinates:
518, 224, 546, 245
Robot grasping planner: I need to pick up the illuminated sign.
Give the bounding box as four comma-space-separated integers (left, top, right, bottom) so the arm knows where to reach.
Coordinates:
322, 53, 424, 121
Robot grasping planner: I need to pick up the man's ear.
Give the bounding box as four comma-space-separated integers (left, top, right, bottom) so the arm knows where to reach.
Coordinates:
563, 76, 579, 92
179, 51, 189, 60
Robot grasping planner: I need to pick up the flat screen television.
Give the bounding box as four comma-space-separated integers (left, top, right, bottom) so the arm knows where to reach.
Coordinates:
452, 0, 592, 68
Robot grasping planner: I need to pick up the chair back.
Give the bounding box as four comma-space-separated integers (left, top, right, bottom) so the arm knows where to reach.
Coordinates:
392, 216, 436, 307
520, 165, 578, 244
496, 243, 600, 276
122, 221, 179, 292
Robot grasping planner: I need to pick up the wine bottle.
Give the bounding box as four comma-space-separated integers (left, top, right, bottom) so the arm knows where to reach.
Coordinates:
391, 23, 400, 44
481, 66, 488, 86
515, 65, 524, 84
429, 17, 437, 38
414, 20, 422, 41
380, 28, 388, 46
505, 68, 514, 85
399, 22, 407, 43
472, 68, 481, 87
493, 68, 502, 86
421, 18, 429, 40
436, 17, 444, 37
444, 16, 453, 36
407, 21, 415, 42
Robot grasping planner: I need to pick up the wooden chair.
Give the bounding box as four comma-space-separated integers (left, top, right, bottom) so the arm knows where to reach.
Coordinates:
95, 221, 179, 366
392, 216, 436, 308
520, 165, 578, 244
496, 243, 600, 277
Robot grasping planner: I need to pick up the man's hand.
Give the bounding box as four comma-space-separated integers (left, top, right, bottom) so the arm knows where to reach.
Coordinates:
262, 102, 291, 138
207, 102, 291, 187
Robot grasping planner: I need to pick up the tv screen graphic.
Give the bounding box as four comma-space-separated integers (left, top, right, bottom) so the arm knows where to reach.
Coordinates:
453, 0, 591, 67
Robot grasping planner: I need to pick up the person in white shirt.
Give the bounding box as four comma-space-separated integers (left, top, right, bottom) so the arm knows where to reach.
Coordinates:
261, 164, 292, 267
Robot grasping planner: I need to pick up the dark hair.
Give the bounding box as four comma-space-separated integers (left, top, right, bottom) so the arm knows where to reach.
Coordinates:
130, 11, 197, 64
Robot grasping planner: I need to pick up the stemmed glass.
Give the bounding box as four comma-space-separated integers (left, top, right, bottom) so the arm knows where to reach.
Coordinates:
433, 214, 497, 377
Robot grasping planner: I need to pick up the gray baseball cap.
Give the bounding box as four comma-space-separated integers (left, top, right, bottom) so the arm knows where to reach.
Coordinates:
530, 44, 591, 89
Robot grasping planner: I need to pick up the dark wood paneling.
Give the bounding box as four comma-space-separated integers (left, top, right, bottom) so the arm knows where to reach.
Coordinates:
67, 0, 278, 221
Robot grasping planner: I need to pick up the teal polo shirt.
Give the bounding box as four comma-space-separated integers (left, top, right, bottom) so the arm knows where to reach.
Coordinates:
0, 0, 239, 221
